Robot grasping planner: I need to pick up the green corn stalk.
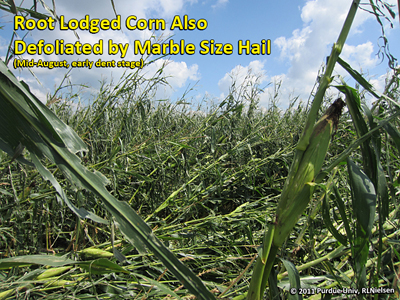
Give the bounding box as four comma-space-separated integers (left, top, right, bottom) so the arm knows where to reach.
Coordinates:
274, 98, 345, 246
247, 1, 360, 298
247, 99, 345, 300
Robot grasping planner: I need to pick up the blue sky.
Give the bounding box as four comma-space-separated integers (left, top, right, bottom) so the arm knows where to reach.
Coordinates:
1, 0, 399, 109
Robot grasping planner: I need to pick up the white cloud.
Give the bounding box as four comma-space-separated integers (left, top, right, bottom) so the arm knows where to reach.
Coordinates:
369, 73, 387, 96
274, 27, 312, 62
272, 0, 383, 108
0, 36, 9, 54
7, 0, 201, 103
22, 78, 49, 103
216, 61, 308, 110
212, 0, 229, 9
143, 58, 200, 98
340, 41, 379, 69
164, 60, 200, 88
4, 0, 397, 110
217, 60, 267, 99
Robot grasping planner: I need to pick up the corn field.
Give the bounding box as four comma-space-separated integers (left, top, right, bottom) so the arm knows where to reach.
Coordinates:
0, 1, 400, 299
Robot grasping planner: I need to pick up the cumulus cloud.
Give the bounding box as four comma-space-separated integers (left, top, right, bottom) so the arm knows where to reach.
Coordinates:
163, 60, 200, 88
369, 72, 393, 95
216, 60, 311, 109
4, 0, 397, 109
159, 59, 199, 85
212, 0, 229, 9
6, 0, 200, 103
274, 27, 312, 62
341, 42, 379, 68
272, 0, 381, 107
217, 60, 267, 98
138, 58, 200, 99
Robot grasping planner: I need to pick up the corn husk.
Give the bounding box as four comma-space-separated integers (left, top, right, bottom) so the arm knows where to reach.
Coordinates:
273, 98, 345, 246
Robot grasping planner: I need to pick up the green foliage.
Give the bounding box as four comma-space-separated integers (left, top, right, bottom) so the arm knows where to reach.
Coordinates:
1, 57, 398, 298
0, 1, 399, 299
0, 56, 305, 298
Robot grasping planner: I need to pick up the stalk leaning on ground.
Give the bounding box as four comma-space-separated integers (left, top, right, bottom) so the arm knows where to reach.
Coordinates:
247, 1, 360, 299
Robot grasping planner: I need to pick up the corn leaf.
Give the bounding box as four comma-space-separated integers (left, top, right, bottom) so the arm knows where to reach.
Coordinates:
0, 60, 215, 300
79, 258, 129, 275
0, 255, 76, 269
322, 193, 348, 245
347, 158, 376, 237
336, 57, 380, 99
363, 104, 389, 219
332, 184, 352, 245
133, 273, 183, 300
280, 259, 302, 300
384, 123, 400, 154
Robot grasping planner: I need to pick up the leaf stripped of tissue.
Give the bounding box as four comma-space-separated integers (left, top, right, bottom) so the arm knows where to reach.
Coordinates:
273, 98, 345, 247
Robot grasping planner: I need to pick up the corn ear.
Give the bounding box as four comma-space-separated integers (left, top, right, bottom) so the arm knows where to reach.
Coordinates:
79, 247, 113, 258
45, 279, 76, 287
0, 289, 14, 300
36, 266, 72, 280
273, 98, 345, 246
